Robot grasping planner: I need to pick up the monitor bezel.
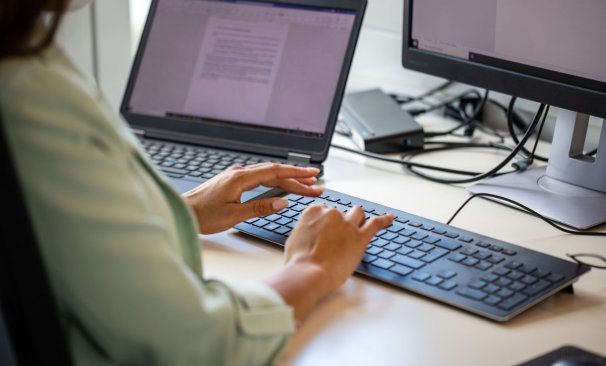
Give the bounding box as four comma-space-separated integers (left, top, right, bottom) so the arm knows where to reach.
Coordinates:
401, 0, 606, 119
120, 0, 367, 162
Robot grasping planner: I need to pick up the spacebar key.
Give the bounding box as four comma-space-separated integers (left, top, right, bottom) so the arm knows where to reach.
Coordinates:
392, 254, 426, 269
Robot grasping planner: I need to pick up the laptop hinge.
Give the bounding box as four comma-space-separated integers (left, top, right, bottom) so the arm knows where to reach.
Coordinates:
287, 152, 311, 164
131, 128, 146, 137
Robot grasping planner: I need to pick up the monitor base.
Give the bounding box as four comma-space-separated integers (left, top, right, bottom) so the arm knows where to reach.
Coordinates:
468, 167, 606, 230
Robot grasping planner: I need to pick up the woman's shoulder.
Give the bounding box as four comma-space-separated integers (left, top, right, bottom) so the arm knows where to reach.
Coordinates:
1, 43, 117, 135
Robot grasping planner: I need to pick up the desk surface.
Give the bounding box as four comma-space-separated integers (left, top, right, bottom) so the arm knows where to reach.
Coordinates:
201, 111, 606, 365
201, 27, 606, 363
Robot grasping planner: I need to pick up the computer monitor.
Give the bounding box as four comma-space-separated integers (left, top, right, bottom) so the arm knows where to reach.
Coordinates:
401, 0, 606, 230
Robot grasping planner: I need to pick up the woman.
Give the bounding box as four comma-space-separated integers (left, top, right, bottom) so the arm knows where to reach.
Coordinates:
0, 0, 393, 364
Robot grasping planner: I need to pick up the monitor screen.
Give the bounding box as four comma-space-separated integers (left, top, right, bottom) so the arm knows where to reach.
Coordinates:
402, 0, 606, 229
403, 0, 606, 119
126, 0, 356, 136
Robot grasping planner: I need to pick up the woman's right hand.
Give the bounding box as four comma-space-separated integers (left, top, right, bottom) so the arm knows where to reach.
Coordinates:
265, 205, 394, 321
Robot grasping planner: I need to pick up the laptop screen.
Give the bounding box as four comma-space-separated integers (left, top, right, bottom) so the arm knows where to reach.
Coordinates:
126, 0, 356, 137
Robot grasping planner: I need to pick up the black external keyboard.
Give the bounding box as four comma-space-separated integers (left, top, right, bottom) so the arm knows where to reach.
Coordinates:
235, 189, 591, 321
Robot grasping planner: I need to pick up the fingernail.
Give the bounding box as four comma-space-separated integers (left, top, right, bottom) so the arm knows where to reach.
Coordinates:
272, 198, 289, 211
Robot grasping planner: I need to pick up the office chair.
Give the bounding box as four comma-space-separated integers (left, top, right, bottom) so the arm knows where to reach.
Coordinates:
0, 107, 74, 365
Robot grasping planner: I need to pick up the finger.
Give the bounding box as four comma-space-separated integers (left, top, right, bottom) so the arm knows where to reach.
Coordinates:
237, 164, 320, 192
273, 178, 324, 196
293, 176, 318, 186
234, 197, 290, 223
360, 214, 395, 242
344, 206, 365, 227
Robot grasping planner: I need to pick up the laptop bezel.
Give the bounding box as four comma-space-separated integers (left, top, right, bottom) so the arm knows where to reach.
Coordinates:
120, 0, 367, 163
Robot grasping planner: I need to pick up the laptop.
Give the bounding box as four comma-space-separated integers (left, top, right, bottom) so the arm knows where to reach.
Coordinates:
120, 0, 367, 199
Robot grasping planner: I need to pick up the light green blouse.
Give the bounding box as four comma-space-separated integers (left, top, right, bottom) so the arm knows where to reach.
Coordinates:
0, 44, 294, 366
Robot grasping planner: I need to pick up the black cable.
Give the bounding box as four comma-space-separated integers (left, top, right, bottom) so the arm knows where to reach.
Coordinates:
424, 89, 489, 137
331, 144, 488, 176
402, 103, 545, 184
447, 193, 606, 237
527, 105, 549, 166
506, 96, 549, 162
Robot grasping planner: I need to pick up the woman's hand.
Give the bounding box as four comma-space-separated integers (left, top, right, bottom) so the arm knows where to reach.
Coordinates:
183, 163, 322, 234
265, 205, 394, 321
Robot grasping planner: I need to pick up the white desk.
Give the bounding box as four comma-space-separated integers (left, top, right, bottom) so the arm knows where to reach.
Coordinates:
200, 111, 606, 365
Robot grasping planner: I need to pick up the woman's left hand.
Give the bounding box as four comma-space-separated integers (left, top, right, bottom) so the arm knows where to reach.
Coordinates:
183, 163, 323, 234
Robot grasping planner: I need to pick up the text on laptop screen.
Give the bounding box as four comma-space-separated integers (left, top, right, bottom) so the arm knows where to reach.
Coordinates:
127, 0, 356, 136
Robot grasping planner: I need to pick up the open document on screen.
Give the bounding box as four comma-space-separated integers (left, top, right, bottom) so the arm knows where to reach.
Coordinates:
128, 0, 356, 135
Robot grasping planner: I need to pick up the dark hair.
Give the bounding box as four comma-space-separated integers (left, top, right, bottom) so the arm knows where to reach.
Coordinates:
0, 0, 69, 60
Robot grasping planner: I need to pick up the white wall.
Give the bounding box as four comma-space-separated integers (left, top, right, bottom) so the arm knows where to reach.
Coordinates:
56, 1, 132, 111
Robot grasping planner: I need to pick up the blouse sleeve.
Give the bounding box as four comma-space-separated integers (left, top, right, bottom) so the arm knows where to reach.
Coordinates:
0, 50, 294, 366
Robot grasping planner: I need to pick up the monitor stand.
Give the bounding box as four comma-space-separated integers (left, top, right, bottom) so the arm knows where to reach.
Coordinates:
468, 109, 606, 230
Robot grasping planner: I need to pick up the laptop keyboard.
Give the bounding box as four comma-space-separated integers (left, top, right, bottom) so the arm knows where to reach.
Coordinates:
141, 139, 314, 183
235, 189, 590, 321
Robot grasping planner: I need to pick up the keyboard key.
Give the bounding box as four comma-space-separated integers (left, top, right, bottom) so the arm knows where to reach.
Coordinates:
494, 277, 513, 287
378, 251, 396, 259
393, 236, 410, 245
381, 232, 398, 241
457, 287, 487, 301
252, 219, 270, 227
391, 265, 413, 277
434, 239, 461, 251
496, 288, 514, 299
395, 217, 409, 224
505, 261, 523, 270
461, 247, 478, 256
264, 223, 280, 231
417, 243, 435, 252
400, 228, 416, 237
498, 293, 527, 310
444, 232, 459, 239
299, 197, 314, 205
426, 276, 443, 286
534, 269, 551, 278
420, 224, 434, 231
469, 280, 487, 289
371, 258, 394, 270
411, 232, 428, 241
486, 256, 505, 265
408, 221, 422, 228
473, 251, 492, 260
458, 236, 474, 243
373, 238, 389, 248
412, 272, 431, 282
461, 257, 480, 267
245, 218, 259, 224
383, 243, 401, 252
484, 284, 500, 294
392, 255, 426, 269
476, 241, 491, 248
362, 254, 377, 264
475, 261, 493, 271
494, 267, 511, 276
509, 282, 526, 291
518, 265, 537, 274
275, 217, 292, 226
439, 280, 457, 291
502, 249, 517, 256
421, 248, 449, 263
408, 251, 426, 260
432, 228, 447, 235
437, 270, 457, 279
274, 226, 291, 235
387, 224, 406, 233
521, 275, 538, 285
484, 295, 502, 305
265, 214, 282, 222
448, 253, 467, 263
405, 240, 422, 249
422, 235, 441, 245
489, 245, 503, 252
522, 280, 552, 296
507, 271, 524, 281
366, 246, 383, 255
397, 247, 413, 256
482, 273, 499, 283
